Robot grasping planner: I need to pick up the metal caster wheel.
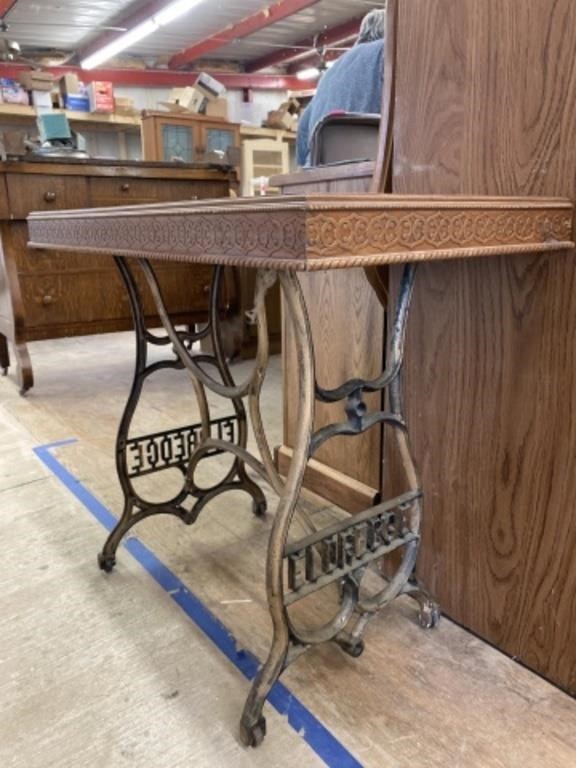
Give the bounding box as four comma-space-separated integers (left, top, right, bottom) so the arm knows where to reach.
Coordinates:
97, 552, 116, 573
252, 498, 267, 518
240, 716, 266, 747
418, 603, 440, 629
335, 635, 365, 658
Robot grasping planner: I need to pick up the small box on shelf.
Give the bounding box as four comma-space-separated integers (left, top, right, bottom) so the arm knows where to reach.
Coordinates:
205, 97, 229, 120
263, 97, 300, 132
18, 71, 54, 92
58, 73, 80, 97
64, 94, 90, 112
1, 79, 29, 105
88, 81, 114, 113
30, 90, 53, 109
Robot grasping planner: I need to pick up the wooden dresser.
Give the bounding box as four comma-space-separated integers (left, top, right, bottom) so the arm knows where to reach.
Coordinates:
0, 158, 236, 392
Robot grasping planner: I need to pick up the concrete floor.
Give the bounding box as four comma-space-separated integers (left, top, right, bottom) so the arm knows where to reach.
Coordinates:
1, 332, 576, 768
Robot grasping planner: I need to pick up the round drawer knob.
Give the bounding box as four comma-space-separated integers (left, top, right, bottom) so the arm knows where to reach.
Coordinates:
43, 191, 56, 203
42, 295, 53, 305
120, 183, 130, 192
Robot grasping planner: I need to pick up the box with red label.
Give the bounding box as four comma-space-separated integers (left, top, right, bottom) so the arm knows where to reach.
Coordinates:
88, 81, 114, 113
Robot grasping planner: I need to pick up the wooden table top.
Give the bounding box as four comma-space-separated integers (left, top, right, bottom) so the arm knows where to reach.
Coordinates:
28, 194, 574, 271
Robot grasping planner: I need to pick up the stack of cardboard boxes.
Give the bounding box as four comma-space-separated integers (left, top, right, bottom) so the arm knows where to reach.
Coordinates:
264, 97, 300, 131
161, 73, 228, 119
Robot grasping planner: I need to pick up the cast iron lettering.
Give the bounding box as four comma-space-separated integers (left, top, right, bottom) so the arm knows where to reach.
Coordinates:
284, 491, 420, 605
125, 415, 239, 478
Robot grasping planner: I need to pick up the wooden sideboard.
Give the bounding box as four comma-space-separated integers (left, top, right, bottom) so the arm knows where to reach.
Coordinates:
0, 158, 236, 392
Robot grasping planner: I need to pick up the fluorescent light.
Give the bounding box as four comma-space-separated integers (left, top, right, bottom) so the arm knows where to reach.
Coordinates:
81, 19, 157, 70
155, 0, 204, 26
81, 0, 205, 70
296, 67, 320, 81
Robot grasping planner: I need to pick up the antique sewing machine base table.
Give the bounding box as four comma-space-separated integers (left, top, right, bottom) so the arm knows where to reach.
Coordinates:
101, 256, 439, 748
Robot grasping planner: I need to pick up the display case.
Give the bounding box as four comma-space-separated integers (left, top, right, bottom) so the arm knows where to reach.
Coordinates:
141, 111, 240, 163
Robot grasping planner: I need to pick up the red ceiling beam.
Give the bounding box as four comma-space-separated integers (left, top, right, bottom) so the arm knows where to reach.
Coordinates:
0, 0, 19, 19
0, 63, 315, 90
169, 0, 323, 70
246, 17, 361, 73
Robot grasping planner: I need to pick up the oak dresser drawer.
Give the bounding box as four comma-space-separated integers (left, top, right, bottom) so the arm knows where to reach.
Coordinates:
20, 264, 213, 329
7, 174, 89, 218
89, 177, 206, 206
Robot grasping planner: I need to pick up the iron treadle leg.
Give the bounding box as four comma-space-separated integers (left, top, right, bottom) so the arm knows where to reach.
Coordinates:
97, 257, 266, 573
240, 264, 440, 747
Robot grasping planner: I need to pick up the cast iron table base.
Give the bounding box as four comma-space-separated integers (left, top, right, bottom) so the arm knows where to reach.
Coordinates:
101, 255, 439, 747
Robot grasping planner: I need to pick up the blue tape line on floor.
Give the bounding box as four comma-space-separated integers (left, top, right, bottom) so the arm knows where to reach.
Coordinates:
34, 439, 364, 768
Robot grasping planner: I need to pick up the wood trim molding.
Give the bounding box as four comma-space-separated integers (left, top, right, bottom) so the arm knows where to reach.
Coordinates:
275, 445, 380, 514
28, 195, 574, 272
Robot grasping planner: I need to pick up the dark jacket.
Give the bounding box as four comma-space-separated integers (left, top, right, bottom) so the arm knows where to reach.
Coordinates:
296, 39, 385, 166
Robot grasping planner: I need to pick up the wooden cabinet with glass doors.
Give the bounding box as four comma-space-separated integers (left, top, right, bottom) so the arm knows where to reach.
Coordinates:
141, 111, 240, 163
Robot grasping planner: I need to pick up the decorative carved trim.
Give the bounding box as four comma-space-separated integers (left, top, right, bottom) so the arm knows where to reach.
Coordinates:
306, 209, 572, 258
28, 195, 574, 272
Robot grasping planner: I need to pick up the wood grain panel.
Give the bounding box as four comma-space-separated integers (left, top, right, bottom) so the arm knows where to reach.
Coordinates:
279, 170, 383, 504
7, 174, 89, 218
394, 0, 468, 195
283, 268, 384, 489
393, 0, 576, 692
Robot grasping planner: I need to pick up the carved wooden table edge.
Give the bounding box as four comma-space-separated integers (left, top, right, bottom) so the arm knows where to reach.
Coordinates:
28, 193, 574, 272
25, 193, 575, 748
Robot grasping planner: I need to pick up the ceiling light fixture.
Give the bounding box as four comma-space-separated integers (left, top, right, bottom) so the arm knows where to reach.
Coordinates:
296, 67, 320, 81
81, 0, 204, 70
296, 61, 335, 81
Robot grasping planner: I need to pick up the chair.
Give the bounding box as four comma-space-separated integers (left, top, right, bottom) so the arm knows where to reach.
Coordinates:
309, 112, 381, 166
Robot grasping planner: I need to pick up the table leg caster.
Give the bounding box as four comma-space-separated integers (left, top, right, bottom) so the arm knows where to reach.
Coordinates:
418, 602, 441, 630
1, 367, 7, 376
252, 498, 267, 518
239, 716, 266, 748
334, 634, 365, 658
97, 552, 116, 573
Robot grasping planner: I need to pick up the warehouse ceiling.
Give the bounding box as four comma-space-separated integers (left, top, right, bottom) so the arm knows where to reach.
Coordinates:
0, 0, 384, 75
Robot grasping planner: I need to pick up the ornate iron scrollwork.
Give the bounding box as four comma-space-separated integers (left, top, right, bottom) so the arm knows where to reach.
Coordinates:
98, 256, 438, 749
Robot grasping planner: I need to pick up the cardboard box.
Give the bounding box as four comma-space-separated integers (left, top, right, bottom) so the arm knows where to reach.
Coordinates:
1, 79, 29, 105
205, 97, 229, 120
58, 73, 80, 96
88, 81, 114, 113
18, 70, 54, 92
64, 94, 90, 112
195, 72, 226, 100
264, 97, 300, 131
31, 90, 53, 109
161, 85, 207, 114
264, 109, 297, 131
114, 96, 139, 115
